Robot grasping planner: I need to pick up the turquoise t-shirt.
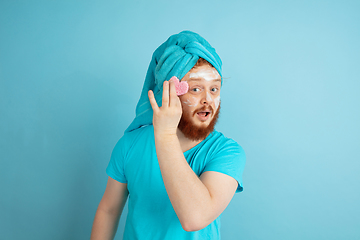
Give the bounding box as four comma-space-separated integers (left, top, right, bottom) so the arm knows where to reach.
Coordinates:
106, 125, 246, 240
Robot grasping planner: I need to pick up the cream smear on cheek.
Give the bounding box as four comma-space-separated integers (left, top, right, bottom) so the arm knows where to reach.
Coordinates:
182, 96, 199, 108
205, 92, 221, 111
189, 68, 219, 81
206, 92, 220, 111
214, 96, 220, 110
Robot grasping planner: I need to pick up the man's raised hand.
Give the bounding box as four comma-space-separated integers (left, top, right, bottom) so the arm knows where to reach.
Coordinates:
148, 79, 182, 136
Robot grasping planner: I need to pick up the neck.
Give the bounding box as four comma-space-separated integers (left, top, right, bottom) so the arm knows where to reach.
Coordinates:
176, 128, 203, 153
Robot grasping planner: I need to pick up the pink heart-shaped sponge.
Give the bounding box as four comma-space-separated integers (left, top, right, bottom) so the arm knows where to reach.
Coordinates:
170, 76, 189, 96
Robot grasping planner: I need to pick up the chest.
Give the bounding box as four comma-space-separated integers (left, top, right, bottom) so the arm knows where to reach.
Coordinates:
123, 138, 211, 200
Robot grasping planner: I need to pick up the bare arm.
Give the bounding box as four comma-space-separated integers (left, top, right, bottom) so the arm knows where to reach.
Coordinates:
148, 80, 238, 231
154, 134, 237, 231
91, 177, 129, 240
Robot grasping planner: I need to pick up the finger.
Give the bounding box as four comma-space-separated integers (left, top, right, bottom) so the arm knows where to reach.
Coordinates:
148, 90, 159, 112
169, 79, 180, 107
162, 81, 169, 107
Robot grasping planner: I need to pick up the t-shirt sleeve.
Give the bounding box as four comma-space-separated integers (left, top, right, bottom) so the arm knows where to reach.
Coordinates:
106, 136, 128, 184
203, 139, 246, 192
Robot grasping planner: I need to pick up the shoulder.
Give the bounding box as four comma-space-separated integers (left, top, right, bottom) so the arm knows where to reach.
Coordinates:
201, 131, 246, 192
205, 130, 245, 156
113, 125, 154, 154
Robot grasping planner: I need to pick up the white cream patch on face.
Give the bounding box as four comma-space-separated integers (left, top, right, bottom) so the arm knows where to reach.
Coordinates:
191, 97, 198, 107
182, 96, 199, 107
182, 99, 194, 107
214, 96, 220, 110
189, 68, 220, 82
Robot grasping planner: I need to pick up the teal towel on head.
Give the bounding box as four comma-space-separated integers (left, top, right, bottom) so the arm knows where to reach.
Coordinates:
125, 30, 222, 133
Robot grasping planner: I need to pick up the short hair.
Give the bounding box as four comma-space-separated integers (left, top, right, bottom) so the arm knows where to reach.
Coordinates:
192, 57, 214, 68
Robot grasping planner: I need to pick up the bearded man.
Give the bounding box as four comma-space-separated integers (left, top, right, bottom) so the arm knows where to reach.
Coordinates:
91, 31, 246, 240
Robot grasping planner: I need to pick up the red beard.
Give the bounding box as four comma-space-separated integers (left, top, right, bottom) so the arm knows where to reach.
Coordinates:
178, 104, 220, 141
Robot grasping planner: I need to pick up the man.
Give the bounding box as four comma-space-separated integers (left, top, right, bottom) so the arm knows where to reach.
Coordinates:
91, 31, 246, 240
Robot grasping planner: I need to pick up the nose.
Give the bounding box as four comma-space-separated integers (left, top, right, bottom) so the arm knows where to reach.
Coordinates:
201, 91, 213, 106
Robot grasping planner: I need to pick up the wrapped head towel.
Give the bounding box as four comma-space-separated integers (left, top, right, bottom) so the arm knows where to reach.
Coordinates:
125, 30, 222, 132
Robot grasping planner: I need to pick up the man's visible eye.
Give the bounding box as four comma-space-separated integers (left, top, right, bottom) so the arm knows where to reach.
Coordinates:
211, 87, 219, 93
191, 88, 201, 92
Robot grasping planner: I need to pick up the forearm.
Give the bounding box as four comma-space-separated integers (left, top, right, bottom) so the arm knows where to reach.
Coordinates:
155, 134, 213, 230
90, 208, 121, 240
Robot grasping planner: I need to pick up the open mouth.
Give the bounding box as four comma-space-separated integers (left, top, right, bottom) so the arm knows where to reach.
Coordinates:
196, 111, 211, 120
197, 111, 210, 117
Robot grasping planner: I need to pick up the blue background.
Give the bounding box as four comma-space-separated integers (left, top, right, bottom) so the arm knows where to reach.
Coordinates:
1, 0, 359, 239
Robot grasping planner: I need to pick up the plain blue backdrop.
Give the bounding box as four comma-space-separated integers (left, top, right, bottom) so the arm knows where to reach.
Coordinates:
1, 0, 359, 239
